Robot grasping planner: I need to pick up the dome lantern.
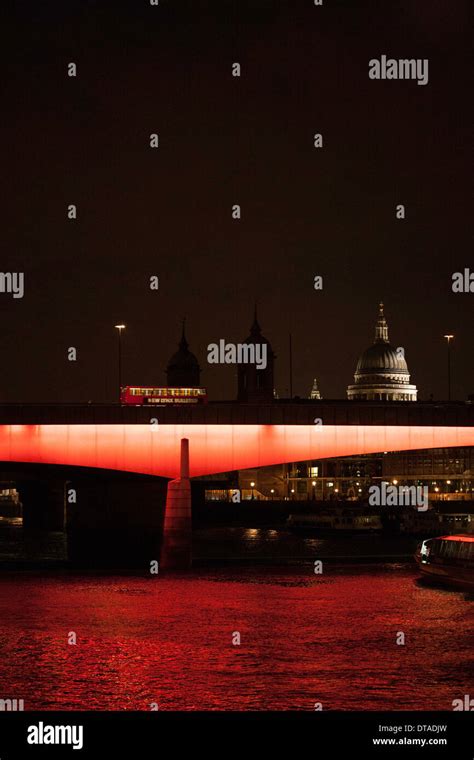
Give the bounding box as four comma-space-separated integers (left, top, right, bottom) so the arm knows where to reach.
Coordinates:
374, 301, 389, 343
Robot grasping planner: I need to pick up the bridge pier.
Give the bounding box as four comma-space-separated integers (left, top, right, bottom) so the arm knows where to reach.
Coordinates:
66, 475, 166, 569
18, 480, 66, 532
160, 438, 192, 570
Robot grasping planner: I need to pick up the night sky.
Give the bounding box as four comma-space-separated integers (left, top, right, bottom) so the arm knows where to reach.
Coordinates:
2, 0, 472, 403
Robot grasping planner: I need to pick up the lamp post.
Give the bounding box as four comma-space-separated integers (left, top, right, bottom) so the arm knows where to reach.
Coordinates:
312, 480, 316, 501
115, 324, 126, 403
250, 481, 255, 501
443, 334, 454, 401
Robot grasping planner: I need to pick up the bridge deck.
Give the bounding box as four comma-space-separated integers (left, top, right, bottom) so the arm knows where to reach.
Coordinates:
0, 401, 472, 427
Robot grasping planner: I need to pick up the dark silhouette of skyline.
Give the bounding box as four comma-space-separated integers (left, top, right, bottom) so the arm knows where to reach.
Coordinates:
1, 0, 472, 403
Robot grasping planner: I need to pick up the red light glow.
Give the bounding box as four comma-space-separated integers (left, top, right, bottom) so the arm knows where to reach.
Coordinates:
0, 424, 472, 478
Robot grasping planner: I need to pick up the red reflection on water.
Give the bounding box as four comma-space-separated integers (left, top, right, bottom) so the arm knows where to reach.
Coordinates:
0, 567, 472, 710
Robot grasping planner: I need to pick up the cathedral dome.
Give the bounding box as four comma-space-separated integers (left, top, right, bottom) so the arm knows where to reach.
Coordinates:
356, 343, 409, 376
347, 303, 417, 401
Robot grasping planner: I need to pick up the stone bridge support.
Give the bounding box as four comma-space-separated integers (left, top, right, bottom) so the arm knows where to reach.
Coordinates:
65, 474, 167, 569
18, 479, 66, 532
160, 438, 192, 570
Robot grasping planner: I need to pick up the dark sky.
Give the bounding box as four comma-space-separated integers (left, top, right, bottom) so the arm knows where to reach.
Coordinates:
2, 0, 472, 402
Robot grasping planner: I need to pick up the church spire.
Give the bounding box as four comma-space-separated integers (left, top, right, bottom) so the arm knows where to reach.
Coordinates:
250, 303, 261, 335
166, 318, 201, 387
179, 317, 188, 351
374, 301, 389, 343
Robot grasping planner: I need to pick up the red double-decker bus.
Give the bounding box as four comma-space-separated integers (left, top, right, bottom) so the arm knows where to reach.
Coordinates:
120, 386, 207, 405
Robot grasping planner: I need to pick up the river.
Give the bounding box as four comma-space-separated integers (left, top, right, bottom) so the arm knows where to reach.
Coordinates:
0, 555, 472, 710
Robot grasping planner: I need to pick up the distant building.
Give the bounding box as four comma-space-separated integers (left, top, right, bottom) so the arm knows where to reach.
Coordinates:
347, 303, 417, 401
237, 308, 275, 403
309, 378, 322, 400
166, 320, 201, 387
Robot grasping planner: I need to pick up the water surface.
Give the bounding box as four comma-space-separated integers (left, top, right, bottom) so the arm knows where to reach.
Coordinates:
0, 565, 471, 710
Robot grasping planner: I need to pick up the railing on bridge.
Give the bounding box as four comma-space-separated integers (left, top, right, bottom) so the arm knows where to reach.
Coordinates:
0, 401, 472, 427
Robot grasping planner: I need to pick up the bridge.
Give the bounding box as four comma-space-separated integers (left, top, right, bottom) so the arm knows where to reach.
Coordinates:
0, 401, 472, 569
0, 400, 472, 478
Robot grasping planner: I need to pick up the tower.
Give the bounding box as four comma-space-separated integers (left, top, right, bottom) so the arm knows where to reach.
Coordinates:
237, 307, 275, 403
166, 320, 201, 387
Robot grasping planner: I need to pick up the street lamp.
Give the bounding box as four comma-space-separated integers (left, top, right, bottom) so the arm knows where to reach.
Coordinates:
270, 488, 275, 500
443, 335, 454, 401
250, 481, 255, 500
115, 324, 126, 403
312, 480, 316, 501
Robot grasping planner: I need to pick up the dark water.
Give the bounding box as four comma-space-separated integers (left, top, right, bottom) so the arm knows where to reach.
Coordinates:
0, 563, 472, 711
193, 526, 418, 562
0, 518, 418, 564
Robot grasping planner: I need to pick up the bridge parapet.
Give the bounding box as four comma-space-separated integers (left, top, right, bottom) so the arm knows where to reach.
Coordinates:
0, 401, 472, 427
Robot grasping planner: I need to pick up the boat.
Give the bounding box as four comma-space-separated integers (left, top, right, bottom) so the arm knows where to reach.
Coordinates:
0, 492, 22, 519
415, 534, 474, 589
286, 508, 383, 533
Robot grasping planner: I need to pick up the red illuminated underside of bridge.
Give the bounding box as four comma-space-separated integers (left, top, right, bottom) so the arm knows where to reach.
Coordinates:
0, 424, 472, 479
